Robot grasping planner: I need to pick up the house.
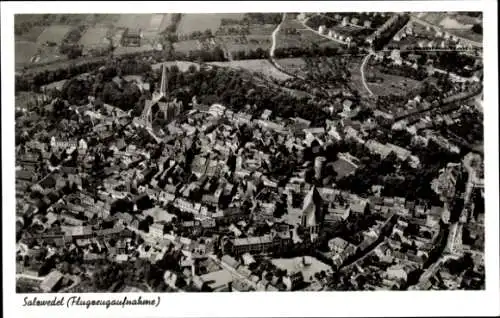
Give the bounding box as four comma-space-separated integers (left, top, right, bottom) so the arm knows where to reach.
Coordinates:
40, 270, 64, 292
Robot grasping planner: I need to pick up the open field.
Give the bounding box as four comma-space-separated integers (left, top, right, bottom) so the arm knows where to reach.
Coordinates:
419, 12, 447, 25
275, 57, 307, 77
446, 29, 482, 44
36, 25, 73, 45
15, 41, 39, 65
347, 57, 371, 98
176, 13, 245, 35
365, 64, 422, 96
79, 27, 110, 47
217, 35, 272, 54
16, 26, 46, 42
174, 40, 201, 53
113, 44, 155, 56
116, 14, 154, 30
276, 29, 344, 50
208, 59, 292, 82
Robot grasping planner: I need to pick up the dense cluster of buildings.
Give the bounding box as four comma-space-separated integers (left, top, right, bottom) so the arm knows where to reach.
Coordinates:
15, 35, 485, 292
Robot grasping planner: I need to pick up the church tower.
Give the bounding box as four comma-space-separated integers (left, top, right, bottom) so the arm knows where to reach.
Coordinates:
159, 63, 168, 98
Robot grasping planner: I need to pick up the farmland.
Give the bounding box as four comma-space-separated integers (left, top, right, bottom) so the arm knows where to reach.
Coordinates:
79, 27, 110, 47
15, 41, 39, 64
176, 13, 245, 35
36, 25, 73, 45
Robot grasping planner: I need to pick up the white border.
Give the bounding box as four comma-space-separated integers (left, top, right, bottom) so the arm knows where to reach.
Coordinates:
2, 1, 499, 317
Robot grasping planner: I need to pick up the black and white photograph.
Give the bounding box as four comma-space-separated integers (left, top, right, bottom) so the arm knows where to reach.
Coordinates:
2, 1, 499, 317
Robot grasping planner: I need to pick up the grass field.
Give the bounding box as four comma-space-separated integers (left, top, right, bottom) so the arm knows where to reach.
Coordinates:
113, 44, 155, 56
15, 41, 39, 64
347, 57, 372, 98
115, 14, 154, 30
208, 59, 292, 82
36, 25, 73, 45
79, 27, 110, 47
218, 34, 272, 54
16, 26, 46, 42
174, 40, 200, 53
276, 29, 344, 50
419, 12, 447, 25
365, 65, 422, 96
276, 57, 307, 77
176, 13, 244, 35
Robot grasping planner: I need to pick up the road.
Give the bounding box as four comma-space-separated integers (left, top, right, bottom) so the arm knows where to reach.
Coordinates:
16, 273, 44, 281
360, 53, 375, 96
270, 13, 285, 58
208, 254, 257, 290
409, 253, 457, 290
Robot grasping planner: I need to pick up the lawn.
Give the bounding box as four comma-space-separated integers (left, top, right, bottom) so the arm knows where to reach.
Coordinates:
36, 25, 72, 45
208, 59, 292, 82
176, 13, 245, 35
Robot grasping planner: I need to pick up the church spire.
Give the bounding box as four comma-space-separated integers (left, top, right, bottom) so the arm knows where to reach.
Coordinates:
160, 63, 168, 97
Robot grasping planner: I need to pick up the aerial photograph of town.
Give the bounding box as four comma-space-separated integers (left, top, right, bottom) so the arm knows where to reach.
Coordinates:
14, 11, 485, 293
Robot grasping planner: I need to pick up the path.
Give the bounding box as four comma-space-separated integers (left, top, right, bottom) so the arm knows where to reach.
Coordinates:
269, 13, 285, 58
360, 53, 375, 96
16, 273, 44, 281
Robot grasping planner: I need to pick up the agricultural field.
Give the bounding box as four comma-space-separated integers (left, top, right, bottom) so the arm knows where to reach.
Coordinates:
115, 14, 154, 30
36, 25, 73, 45
15, 41, 39, 65
79, 27, 110, 47
216, 23, 275, 56
208, 59, 292, 82
176, 13, 245, 35
364, 64, 422, 96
